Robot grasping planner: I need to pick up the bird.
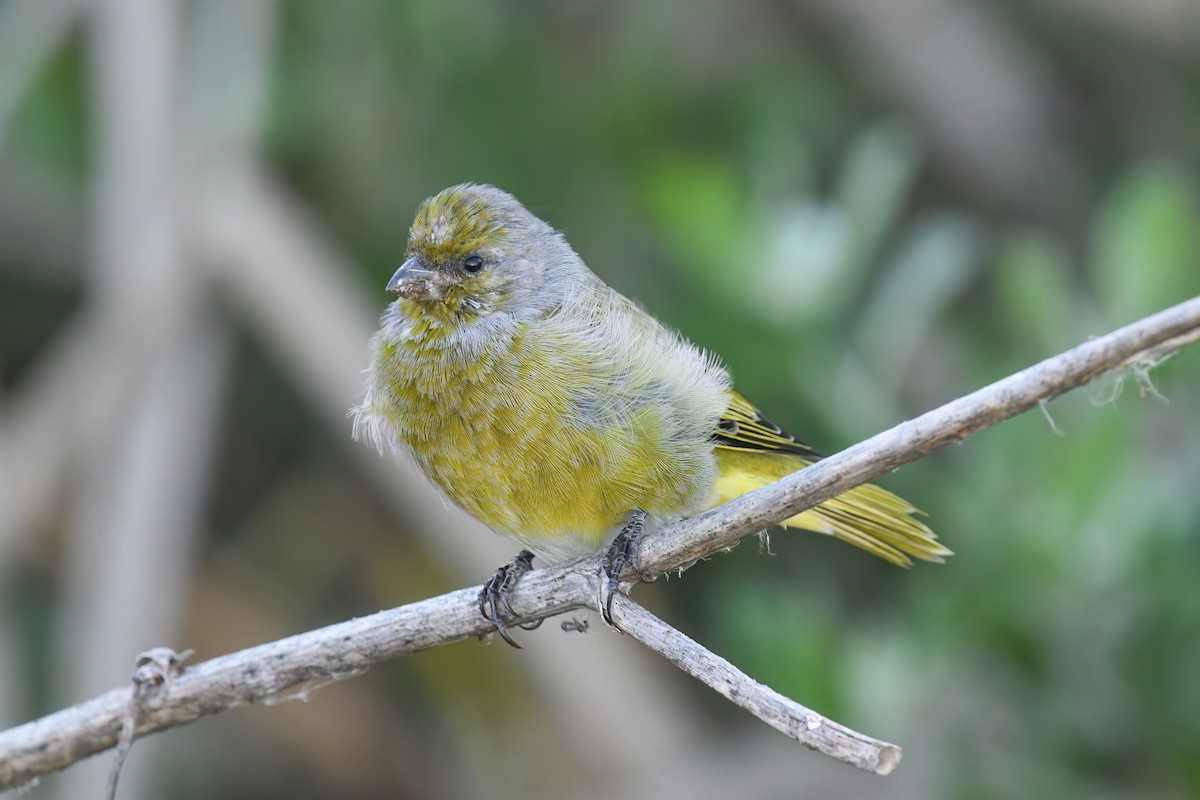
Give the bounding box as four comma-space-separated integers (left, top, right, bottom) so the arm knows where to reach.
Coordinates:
354, 183, 950, 645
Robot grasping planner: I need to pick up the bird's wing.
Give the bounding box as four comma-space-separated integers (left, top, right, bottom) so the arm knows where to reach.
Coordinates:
710, 390, 951, 567
712, 390, 822, 459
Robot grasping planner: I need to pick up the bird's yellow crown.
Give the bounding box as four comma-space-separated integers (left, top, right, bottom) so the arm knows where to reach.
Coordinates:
406, 184, 509, 268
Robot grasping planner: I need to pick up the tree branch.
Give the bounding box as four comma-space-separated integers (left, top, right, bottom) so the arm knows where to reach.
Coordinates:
1, 294, 1197, 791
607, 595, 903, 775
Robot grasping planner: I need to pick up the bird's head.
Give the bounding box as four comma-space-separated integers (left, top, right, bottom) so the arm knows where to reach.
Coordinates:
388, 184, 584, 322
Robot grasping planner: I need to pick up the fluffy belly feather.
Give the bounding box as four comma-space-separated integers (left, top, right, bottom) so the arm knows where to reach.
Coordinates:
374, 327, 716, 557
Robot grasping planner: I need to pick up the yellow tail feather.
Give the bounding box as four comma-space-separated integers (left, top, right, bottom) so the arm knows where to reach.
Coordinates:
711, 449, 951, 567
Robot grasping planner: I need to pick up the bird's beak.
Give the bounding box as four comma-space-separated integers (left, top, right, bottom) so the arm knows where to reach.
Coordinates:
387, 257, 443, 301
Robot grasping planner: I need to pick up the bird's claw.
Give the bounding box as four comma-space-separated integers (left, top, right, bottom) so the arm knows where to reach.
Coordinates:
600, 509, 649, 628
479, 549, 542, 648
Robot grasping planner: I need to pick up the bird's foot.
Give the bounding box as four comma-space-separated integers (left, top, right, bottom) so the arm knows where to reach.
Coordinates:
479, 549, 543, 648
600, 509, 649, 628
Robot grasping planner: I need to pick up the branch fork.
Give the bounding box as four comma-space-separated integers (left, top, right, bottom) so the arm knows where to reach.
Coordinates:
1, 295, 1198, 792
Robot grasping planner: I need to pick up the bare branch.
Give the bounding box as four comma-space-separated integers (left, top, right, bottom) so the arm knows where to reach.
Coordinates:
608, 595, 902, 775
1, 294, 1197, 790
0, 573, 591, 791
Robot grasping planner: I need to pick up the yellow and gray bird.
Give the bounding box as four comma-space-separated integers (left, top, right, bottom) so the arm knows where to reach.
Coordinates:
354, 184, 950, 643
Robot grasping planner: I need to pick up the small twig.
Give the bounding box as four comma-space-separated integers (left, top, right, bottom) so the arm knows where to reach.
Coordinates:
1117, 326, 1200, 372
1038, 398, 1066, 436
608, 595, 902, 775
106, 648, 193, 800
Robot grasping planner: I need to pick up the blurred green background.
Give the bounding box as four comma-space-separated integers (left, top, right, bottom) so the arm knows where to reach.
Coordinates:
2, 1, 1199, 798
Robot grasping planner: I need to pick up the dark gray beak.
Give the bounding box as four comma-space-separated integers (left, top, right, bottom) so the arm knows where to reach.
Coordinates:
386, 257, 442, 301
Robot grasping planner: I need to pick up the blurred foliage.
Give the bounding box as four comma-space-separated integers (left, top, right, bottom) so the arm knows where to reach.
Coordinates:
3, 1, 1200, 799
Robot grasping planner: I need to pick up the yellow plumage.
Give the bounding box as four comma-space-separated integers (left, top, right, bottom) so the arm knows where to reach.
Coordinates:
354, 184, 950, 569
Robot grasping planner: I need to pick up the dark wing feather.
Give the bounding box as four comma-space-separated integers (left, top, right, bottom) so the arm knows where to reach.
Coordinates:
712, 391, 822, 459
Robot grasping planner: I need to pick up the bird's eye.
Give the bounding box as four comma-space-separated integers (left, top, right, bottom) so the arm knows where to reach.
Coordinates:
462, 255, 484, 273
